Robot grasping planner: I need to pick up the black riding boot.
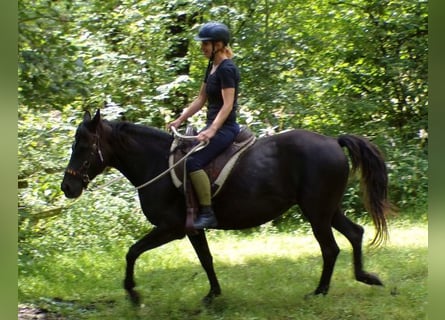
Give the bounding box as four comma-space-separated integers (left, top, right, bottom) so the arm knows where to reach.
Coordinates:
193, 206, 218, 229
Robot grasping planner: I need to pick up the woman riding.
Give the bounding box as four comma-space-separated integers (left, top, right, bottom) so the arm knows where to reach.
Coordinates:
168, 22, 241, 229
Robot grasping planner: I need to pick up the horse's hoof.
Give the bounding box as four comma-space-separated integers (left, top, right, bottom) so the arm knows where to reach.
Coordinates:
315, 284, 329, 295
202, 295, 213, 306
126, 289, 141, 307
356, 272, 384, 286
202, 290, 221, 306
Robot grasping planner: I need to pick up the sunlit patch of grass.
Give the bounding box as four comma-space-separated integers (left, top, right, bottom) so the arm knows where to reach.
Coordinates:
19, 220, 427, 319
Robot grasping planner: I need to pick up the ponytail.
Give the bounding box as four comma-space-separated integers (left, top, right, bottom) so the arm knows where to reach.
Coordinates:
224, 45, 234, 58
214, 45, 234, 58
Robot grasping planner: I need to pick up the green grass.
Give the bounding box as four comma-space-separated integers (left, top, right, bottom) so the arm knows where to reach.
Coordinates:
18, 220, 427, 319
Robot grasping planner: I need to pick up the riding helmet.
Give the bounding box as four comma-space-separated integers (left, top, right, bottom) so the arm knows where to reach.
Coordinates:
194, 22, 230, 46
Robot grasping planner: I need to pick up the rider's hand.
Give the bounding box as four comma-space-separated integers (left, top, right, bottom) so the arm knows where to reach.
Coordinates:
167, 119, 182, 131
197, 126, 217, 142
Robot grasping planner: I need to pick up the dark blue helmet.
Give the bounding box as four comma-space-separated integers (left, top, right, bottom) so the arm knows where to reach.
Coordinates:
194, 22, 230, 45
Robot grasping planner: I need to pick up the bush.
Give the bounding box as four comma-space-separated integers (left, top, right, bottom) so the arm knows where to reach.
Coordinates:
385, 137, 428, 215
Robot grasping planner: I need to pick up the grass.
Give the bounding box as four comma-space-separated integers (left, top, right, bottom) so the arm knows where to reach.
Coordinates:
18, 220, 427, 319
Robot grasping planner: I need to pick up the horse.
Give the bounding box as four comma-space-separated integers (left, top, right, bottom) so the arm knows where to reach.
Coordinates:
61, 109, 391, 306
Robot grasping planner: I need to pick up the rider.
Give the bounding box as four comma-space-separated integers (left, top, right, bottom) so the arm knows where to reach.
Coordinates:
168, 22, 241, 229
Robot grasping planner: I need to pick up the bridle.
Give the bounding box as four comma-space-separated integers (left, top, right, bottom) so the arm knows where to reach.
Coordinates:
64, 133, 104, 188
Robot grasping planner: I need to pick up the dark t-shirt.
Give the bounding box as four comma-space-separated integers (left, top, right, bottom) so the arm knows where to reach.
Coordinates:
204, 59, 240, 125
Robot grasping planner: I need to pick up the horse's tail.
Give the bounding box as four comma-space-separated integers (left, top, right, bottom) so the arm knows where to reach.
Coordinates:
338, 134, 392, 246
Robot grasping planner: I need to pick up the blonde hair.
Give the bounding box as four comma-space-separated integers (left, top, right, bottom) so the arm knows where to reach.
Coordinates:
224, 45, 234, 58
214, 44, 233, 58
212, 41, 234, 58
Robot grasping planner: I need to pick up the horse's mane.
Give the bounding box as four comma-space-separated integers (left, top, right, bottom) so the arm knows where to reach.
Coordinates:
108, 120, 172, 154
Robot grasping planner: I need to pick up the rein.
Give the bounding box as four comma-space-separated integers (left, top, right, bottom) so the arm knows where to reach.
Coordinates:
135, 138, 207, 190
87, 127, 207, 192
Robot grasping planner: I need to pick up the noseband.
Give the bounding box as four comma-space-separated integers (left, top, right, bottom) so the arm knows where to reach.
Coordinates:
65, 134, 104, 188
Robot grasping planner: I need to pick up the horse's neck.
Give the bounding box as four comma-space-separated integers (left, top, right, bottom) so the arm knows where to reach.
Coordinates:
108, 122, 172, 187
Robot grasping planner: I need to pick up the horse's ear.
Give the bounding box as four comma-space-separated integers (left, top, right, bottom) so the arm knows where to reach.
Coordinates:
92, 109, 101, 122
83, 110, 92, 122
90, 109, 101, 128
83, 109, 101, 131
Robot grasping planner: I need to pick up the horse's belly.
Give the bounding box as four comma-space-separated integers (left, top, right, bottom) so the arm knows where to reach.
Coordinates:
214, 189, 295, 229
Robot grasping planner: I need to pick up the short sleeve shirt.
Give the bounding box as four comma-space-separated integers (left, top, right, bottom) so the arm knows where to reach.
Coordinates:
204, 59, 240, 125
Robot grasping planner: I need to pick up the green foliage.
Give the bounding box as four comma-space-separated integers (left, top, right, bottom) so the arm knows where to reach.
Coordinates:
19, 0, 427, 132
19, 0, 88, 108
385, 136, 428, 214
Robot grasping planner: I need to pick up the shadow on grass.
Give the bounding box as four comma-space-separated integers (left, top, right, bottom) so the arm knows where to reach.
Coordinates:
19, 244, 427, 319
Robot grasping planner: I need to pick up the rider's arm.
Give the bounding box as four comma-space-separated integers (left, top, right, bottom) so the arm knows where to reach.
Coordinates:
172, 83, 207, 126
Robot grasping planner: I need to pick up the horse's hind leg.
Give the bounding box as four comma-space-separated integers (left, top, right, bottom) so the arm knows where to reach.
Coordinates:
187, 230, 221, 304
307, 216, 340, 295
332, 209, 383, 286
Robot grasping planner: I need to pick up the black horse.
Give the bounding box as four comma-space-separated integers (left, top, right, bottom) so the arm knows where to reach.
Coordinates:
61, 109, 391, 305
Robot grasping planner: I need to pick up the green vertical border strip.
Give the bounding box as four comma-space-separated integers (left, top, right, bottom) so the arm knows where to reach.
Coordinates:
429, 0, 444, 319
0, 0, 18, 318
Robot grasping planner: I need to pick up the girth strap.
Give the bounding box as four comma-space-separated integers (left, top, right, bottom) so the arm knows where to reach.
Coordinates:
184, 179, 199, 235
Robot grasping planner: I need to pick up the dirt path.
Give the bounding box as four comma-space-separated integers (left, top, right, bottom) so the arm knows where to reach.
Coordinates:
18, 304, 64, 320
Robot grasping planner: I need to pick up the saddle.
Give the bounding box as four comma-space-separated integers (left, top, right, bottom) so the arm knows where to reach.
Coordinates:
169, 126, 256, 233
169, 126, 256, 195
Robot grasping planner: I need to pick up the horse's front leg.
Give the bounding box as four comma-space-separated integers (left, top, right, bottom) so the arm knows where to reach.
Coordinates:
124, 227, 184, 306
187, 230, 221, 305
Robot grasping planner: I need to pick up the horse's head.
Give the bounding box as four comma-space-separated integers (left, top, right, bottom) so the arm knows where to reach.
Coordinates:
61, 109, 108, 198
